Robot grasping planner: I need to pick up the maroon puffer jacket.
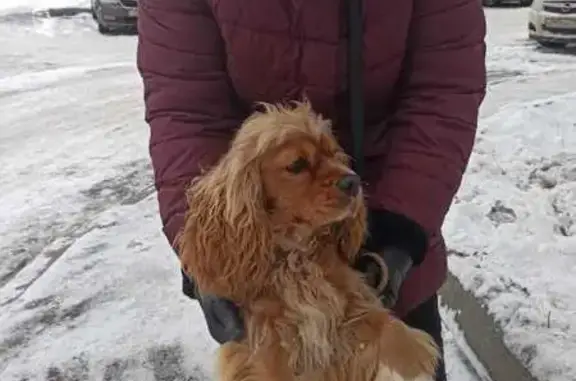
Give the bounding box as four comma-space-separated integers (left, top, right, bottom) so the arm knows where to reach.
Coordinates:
136, 0, 486, 317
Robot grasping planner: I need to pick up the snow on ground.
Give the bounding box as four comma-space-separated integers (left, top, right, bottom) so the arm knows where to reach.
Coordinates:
445, 92, 576, 381
0, 16, 143, 301
0, 195, 219, 380
443, 8, 576, 381
0, 15, 134, 80
0, 0, 89, 16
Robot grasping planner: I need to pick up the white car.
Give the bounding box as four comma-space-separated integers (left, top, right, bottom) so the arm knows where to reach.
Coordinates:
529, 0, 576, 48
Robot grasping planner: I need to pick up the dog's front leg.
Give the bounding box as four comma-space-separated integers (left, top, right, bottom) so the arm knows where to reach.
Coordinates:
342, 309, 439, 381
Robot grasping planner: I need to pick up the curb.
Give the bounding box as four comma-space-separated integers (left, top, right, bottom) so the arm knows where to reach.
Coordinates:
439, 270, 538, 381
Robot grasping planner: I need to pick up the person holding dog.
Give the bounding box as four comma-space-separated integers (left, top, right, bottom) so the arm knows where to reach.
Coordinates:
136, 0, 487, 380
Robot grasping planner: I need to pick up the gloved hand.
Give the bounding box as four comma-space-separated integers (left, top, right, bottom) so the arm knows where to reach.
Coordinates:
354, 208, 428, 308
181, 270, 245, 344
197, 293, 245, 344
354, 248, 413, 308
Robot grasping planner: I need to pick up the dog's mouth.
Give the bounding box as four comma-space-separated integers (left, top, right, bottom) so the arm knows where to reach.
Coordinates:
305, 193, 362, 229
328, 205, 357, 227
335, 189, 363, 215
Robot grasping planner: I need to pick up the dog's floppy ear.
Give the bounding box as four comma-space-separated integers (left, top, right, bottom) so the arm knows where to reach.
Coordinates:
177, 151, 274, 303
334, 198, 367, 264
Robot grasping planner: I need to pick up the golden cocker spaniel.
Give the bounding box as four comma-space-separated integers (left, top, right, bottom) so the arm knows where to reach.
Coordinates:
178, 101, 439, 381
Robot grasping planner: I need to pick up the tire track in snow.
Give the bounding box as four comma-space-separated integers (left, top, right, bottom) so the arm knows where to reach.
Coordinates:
0, 159, 155, 307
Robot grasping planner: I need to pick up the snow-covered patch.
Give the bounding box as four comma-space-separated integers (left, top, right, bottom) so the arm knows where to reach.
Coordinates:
445, 92, 576, 381
0, 195, 219, 380
0, 33, 145, 299
0, 0, 89, 16
0, 63, 133, 95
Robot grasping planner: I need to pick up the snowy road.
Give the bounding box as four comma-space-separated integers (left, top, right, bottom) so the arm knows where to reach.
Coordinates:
1, 6, 575, 381
0, 14, 148, 294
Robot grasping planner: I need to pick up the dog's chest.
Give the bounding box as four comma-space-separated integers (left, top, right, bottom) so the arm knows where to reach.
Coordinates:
273, 256, 349, 374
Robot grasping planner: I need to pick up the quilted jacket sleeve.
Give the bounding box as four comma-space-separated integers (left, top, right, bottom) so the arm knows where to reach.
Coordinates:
137, 0, 244, 249
365, 0, 487, 265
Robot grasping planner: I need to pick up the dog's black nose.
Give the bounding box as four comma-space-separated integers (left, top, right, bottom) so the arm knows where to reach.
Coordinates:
336, 174, 361, 196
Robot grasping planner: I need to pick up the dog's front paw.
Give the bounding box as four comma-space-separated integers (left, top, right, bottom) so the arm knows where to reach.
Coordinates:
378, 319, 440, 381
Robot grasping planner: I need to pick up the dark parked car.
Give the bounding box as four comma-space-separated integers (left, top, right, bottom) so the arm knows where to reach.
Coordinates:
91, 0, 138, 34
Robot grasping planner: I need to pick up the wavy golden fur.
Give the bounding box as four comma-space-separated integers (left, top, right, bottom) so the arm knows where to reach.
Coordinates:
178, 101, 440, 381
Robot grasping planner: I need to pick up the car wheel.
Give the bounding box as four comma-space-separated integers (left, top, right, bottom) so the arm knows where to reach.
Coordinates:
538, 41, 567, 49
98, 22, 113, 35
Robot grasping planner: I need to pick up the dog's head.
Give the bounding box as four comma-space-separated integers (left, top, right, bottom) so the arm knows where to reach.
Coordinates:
178, 101, 366, 299
250, 102, 365, 238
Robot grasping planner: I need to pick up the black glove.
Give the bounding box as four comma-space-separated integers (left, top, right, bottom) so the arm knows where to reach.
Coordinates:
181, 270, 245, 344
355, 248, 413, 308
354, 209, 429, 308
197, 293, 245, 344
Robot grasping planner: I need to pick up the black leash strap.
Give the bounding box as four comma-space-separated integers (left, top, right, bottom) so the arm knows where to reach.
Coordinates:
347, 0, 365, 178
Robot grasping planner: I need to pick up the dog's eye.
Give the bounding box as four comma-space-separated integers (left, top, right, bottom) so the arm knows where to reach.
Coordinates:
286, 157, 309, 174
